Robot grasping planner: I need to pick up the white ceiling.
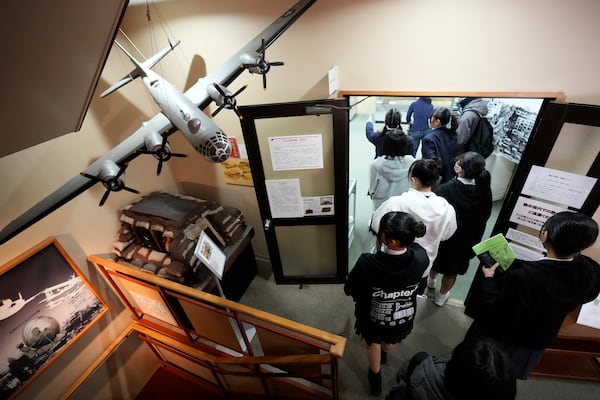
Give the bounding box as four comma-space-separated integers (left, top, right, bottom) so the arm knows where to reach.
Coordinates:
0, 0, 128, 158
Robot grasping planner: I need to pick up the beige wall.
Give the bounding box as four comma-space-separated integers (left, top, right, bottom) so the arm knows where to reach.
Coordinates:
1, 0, 600, 397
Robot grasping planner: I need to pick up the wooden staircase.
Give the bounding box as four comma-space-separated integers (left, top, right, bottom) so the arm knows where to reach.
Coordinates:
63, 255, 346, 399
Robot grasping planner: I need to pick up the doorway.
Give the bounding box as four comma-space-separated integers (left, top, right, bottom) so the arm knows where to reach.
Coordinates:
343, 92, 562, 302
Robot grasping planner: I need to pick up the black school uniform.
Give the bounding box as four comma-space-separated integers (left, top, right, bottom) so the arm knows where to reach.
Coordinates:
344, 243, 429, 344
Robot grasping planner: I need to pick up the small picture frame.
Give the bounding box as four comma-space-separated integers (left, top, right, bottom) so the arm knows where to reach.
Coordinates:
0, 238, 108, 399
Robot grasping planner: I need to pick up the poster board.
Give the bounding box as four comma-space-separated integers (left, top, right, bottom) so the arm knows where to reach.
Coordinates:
0, 238, 108, 399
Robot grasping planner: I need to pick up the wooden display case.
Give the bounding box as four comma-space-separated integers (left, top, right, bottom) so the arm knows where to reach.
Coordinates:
532, 308, 600, 381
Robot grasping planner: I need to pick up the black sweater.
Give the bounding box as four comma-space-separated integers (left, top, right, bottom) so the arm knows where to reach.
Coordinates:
434, 179, 492, 262
475, 255, 600, 349
344, 243, 429, 338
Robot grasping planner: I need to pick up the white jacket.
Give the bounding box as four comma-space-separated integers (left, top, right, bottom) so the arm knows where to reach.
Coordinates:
370, 190, 457, 277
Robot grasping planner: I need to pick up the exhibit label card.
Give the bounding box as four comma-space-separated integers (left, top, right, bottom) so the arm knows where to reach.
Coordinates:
194, 231, 226, 280
303, 195, 334, 216
522, 165, 596, 209
506, 228, 545, 253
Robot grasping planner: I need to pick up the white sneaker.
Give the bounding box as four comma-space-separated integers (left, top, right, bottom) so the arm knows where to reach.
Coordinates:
427, 277, 436, 289
435, 291, 450, 307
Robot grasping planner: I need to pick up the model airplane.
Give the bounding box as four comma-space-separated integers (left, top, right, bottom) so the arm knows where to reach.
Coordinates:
0, 0, 316, 245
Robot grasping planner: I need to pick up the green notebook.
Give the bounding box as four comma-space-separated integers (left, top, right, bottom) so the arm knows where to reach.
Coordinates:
472, 233, 517, 271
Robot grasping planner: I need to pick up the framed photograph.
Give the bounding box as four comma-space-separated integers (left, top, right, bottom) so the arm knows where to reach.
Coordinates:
0, 238, 108, 399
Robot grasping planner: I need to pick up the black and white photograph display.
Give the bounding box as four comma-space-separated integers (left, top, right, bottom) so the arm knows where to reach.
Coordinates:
369, 96, 544, 163
0, 238, 108, 399
456, 98, 544, 163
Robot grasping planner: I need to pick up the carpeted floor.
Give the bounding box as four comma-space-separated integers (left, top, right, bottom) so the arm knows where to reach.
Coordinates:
240, 273, 600, 399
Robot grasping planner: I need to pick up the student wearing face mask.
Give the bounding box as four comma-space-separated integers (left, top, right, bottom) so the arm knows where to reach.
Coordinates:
345, 211, 429, 396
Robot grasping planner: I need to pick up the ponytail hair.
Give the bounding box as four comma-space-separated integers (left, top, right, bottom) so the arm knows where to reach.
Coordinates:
454, 151, 491, 197
378, 211, 426, 246
383, 108, 403, 134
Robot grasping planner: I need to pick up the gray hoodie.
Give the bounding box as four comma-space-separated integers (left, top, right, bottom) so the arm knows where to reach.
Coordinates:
456, 98, 489, 147
368, 155, 415, 210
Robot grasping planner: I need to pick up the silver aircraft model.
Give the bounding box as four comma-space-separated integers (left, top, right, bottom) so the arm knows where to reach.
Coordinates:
0, 0, 316, 245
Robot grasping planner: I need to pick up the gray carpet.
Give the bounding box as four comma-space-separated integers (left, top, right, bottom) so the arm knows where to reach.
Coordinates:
240, 273, 600, 399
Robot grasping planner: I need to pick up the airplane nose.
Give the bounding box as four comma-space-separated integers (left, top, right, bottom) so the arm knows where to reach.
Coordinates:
213, 146, 231, 163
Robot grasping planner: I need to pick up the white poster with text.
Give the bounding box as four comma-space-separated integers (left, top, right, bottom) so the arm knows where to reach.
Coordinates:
268, 134, 323, 171
522, 165, 596, 209
265, 178, 304, 218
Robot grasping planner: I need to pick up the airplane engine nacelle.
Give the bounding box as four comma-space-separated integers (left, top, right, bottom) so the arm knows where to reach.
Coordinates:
98, 159, 122, 186
240, 52, 266, 75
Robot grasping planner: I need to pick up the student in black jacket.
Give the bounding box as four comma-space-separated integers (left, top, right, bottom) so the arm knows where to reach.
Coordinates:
345, 211, 429, 395
428, 151, 493, 306
466, 211, 600, 379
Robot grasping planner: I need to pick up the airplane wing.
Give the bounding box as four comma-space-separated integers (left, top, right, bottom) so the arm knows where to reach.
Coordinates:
186, 0, 316, 109
0, 0, 316, 245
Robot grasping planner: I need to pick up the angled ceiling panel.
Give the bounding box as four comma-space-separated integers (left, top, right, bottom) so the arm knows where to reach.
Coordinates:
0, 0, 128, 158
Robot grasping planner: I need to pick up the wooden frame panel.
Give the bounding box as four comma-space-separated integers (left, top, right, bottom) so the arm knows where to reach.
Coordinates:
0, 238, 108, 399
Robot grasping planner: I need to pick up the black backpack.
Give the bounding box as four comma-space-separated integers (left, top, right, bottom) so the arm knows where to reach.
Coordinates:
465, 111, 494, 158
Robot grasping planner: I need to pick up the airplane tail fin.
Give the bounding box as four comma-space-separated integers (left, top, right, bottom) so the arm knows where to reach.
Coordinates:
100, 39, 182, 98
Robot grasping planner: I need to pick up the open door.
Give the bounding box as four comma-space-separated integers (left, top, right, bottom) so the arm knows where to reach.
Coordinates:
465, 101, 600, 317
494, 101, 600, 229
239, 98, 349, 285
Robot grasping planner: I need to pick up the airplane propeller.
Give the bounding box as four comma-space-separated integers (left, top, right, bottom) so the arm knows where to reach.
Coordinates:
240, 37, 284, 89
137, 131, 187, 175
208, 83, 248, 119
80, 160, 140, 206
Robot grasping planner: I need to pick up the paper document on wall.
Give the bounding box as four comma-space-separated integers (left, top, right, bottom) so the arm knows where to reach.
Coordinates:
268, 134, 323, 171
265, 178, 304, 218
576, 295, 600, 330
509, 196, 568, 230
194, 231, 226, 279
472, 234, 517, 271
522, 165, 597, 209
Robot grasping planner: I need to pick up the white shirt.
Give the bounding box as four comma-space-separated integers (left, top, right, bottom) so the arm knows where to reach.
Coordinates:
371, 189, 457, 277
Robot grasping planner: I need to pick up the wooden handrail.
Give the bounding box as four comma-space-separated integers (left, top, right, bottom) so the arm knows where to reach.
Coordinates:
133, 322, 333, 366
87, 254, 346, 357
82, 254, 346, 399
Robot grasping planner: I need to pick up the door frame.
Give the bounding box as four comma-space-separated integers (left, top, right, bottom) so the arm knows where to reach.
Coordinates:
494, 101, 600, 234
239, 98, 349, 284
340, 91, 565, 254
464, 100, 600, 317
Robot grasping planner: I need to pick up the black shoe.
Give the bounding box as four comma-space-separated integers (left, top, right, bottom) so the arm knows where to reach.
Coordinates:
381, 349, 388, 365
368, 369, 382, 396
